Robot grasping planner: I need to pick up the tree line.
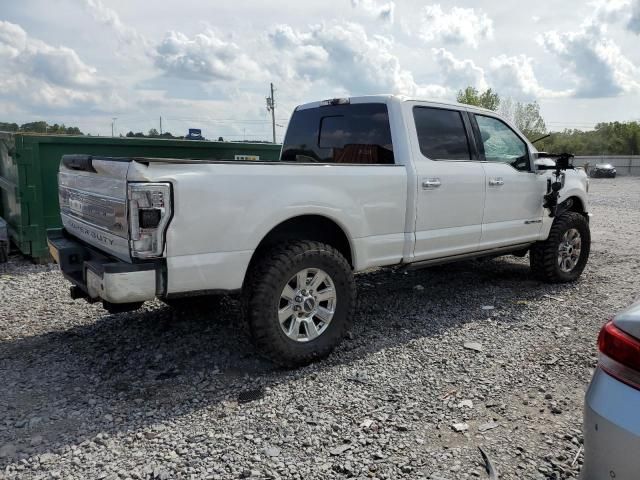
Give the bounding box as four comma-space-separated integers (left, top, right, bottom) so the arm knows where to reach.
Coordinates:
456, 87, 640, 156
126, 129, 224, 141
126, 129, 179, 139
0, 121, 83, 135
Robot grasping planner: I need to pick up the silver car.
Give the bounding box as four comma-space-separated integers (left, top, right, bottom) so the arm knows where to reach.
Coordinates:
582, 301, 640, 479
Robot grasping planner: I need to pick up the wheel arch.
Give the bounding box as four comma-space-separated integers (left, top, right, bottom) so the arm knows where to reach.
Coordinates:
244, 214, 355, 284
565, 195, 585, 213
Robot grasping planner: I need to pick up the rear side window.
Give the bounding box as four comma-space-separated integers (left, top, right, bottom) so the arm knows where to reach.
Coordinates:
413, 107, 471, 160
281, 103, 394, 164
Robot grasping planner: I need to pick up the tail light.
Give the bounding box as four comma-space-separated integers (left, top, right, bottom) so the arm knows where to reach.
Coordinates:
128, 182, 172, 258
598, 320, 640, 390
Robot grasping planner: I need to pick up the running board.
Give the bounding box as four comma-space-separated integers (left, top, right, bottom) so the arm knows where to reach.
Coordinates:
404, 243, 534, 270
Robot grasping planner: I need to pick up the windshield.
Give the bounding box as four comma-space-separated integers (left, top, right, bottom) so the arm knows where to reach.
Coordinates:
596, 164, 614, 168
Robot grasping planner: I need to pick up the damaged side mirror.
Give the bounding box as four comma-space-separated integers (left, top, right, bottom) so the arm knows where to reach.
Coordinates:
537, 152, 575, 217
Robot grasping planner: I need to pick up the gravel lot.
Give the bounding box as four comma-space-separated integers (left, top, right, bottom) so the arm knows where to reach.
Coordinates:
1, 177, 639, 480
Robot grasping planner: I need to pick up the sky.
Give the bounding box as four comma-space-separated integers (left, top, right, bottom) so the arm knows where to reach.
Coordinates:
1, 0, 639, 141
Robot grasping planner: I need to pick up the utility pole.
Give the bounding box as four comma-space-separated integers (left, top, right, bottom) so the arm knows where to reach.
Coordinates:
111, 117, 117, 137
266, 83, 276, 143
160, 116, 163, 135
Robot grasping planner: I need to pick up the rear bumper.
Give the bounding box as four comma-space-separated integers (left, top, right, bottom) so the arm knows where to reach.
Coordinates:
47, 228, 161, 305
581, 368, 640, 479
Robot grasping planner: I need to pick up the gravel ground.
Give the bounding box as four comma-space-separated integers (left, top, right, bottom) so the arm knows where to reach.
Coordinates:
1, 177, 639, 480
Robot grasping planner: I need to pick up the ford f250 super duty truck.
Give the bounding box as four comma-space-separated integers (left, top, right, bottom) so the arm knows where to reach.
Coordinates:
47, 95, 591, 366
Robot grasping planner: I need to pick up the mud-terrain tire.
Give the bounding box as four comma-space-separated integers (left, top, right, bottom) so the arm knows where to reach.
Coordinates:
244, 240, 355, 367
530, 212, 590, 283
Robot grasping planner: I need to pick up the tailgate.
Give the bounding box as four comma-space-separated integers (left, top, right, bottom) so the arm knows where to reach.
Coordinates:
58, 155, 131, 261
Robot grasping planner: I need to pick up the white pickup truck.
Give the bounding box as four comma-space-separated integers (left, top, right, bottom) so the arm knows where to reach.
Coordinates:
48, 95, 590, 366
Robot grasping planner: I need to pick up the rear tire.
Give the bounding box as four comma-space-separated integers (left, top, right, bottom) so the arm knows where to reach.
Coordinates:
244, 240, 355, 367
530, 212, 590, 283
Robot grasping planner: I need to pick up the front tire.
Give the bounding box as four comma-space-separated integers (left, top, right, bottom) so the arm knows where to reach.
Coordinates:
244, 241, 355, 367
530, 212, 591, 283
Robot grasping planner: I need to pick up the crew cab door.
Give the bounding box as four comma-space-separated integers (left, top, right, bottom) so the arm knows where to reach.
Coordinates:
408, 103, 486, 261
469, 112, 546, 248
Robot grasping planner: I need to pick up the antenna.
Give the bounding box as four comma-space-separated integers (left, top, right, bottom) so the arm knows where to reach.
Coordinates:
532, 133, 552, 144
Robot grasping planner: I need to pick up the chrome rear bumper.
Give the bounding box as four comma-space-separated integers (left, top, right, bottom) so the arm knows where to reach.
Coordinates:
47, 228, 161, 311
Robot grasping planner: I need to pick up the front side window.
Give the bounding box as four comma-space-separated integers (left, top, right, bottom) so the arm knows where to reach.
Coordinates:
413, 107, 471, 160
281, 103, 394, 164
474, 115, 530, 171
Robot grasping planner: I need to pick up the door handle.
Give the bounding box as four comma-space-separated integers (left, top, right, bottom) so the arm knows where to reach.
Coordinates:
422, 178, 441, 189
488, 177, 504, 186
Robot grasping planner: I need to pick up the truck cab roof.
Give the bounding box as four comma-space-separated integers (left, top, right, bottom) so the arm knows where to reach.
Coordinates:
295, 94, 497, 115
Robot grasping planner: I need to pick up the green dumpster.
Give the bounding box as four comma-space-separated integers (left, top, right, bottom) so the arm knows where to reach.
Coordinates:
0, 133, 281, 262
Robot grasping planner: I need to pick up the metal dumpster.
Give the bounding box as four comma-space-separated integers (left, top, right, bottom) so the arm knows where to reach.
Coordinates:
0, 133, 281, 262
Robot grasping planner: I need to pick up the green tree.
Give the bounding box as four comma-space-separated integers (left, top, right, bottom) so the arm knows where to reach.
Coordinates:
629, 129, 640, 155
514, 101, 547, 141
20, 121, 49, 133
538, 121, 640, 155
3, 121, 83, 135
498, 97, 547, 141
0, 122, 19, 132
456, 87, 500, 111
148, 128, 159, 137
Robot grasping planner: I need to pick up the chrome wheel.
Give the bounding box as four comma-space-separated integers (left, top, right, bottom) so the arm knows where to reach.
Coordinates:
558, 228, 582, 273
278, 268, 336, 342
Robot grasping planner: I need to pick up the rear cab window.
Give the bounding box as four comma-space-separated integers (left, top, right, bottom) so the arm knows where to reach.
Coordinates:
281, 103, 395, 164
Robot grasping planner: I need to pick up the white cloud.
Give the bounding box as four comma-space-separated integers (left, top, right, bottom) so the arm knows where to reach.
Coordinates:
268, 22, 446, 98
419, 4, 493, 48
629, 0, 640, 32
0, 20, 123, 112
489, 54, 569, 99
3, 0, 640, 135
539, 17, 640, 97
0, 20, 27, 57
153, 30, 261, 82
591, 0, 633, 23
581, 0, 640, 33
350, 0, 395, 23
430, 48, 568, 100
0, 22, 101, 90
80, 0, 146, 46
432, 48, 487, 91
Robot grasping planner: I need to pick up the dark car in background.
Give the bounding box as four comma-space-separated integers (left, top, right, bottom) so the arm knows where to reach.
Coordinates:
589, 163, 617, 178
